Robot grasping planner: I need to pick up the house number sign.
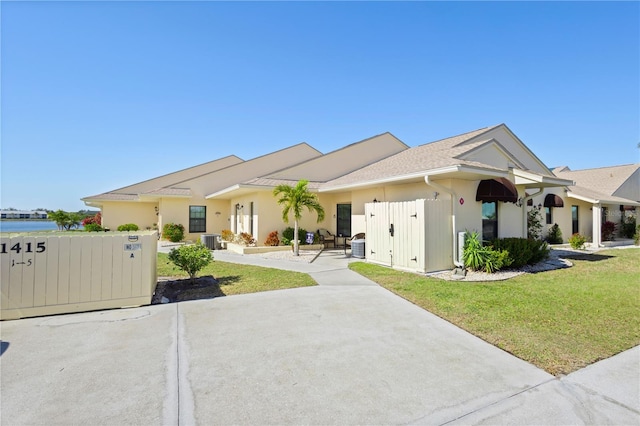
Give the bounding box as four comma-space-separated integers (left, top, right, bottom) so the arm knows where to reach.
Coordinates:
1, 242, 46, 254
1, 242, 46, 268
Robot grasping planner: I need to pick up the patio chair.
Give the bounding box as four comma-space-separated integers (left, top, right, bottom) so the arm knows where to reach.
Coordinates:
346, 233, 365, 249
317, 229, 335, 248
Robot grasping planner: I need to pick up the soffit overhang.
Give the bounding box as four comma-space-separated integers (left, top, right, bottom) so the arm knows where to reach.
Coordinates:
319, 165, 508, 193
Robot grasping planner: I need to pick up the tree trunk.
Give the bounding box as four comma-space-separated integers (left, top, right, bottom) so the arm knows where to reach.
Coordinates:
294, 220, 300, 256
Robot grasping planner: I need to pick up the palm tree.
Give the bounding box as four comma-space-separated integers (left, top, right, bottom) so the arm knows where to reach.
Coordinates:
273, 179, 325, 256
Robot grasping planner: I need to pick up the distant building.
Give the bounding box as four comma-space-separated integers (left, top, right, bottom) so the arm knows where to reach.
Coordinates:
0, 210, 49, 219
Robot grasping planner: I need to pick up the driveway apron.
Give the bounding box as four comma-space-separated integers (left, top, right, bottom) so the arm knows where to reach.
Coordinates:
1, 249, 638, 425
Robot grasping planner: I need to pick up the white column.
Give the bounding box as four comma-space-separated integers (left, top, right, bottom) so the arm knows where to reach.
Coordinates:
592, 204, 601, 247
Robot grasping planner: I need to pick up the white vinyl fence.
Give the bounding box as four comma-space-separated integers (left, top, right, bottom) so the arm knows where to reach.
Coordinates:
1, 231, 157, 320
365, 199, 452, 273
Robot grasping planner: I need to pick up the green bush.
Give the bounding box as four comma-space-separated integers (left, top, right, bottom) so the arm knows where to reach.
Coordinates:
634, 225, 640, 246
621, 216, 636, 239
546, 223, 563, 244
282, 227, 308, 245
463, 231, 510, 273
117, 223, 139, 232
489, 237, 549, 268
167, 242, 213, 283
162, 223, 185, 243
527, 208, 543, 240
84, 223, 103, 232
568, 233, 587, 250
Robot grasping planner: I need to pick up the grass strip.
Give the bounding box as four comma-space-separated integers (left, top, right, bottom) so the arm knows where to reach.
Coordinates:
157, 252, 316, 296
350, 248, 640, 375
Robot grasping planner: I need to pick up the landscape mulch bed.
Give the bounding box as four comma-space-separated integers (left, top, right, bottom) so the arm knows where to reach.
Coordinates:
152, 275, 225, 304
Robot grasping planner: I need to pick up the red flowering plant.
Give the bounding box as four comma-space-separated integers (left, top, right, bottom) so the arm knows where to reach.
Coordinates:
82, 212, 102, 226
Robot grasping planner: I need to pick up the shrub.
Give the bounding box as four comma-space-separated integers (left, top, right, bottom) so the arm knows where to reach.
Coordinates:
163, 223, 185, 243
282, 227, 308, 245
84, 223, 103, 232
635, 224, 640, 246
527, 208, 543, 240
568, 233, 587, 250
602, 221, 616, 241
167, 242, 213, 284
221, 229, 235, 242
621, 216, 636, 239
546, 223, 563, 244
239, 232, 256, 246
117, 223, 139, 232
82, 212, 102, 226
463, 231, 510, 273
489, 237, 550, 268
264, 231, 280, 246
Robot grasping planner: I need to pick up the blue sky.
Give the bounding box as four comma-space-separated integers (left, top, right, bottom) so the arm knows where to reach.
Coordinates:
2, 1, 638, 212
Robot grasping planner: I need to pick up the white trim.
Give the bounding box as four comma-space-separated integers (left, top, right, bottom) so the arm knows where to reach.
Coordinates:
320, 165, 508, 193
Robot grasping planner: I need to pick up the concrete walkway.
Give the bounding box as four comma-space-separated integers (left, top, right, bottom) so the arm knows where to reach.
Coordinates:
1, 250, 638, 425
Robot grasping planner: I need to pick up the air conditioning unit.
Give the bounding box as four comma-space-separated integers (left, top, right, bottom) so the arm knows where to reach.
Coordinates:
457, 231, 467, 265
351, 239, 366, 259
200, 234, 220, 250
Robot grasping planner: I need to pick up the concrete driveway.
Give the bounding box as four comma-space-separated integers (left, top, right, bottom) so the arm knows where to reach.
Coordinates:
1, 251, 638, 425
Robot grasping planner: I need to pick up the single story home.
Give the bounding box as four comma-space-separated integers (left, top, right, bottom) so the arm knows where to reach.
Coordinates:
530, 164, 639, 247
85, 123, 600, 273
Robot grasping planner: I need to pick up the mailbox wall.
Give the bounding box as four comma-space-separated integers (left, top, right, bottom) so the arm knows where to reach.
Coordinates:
1, 232, 157, 320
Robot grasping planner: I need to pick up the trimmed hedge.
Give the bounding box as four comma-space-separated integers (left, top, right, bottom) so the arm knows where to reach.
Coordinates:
489, 237, 549, 268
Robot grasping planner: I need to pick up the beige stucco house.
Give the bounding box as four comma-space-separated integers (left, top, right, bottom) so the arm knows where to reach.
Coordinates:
530, 164, 640, 247
84, 123, 583, 273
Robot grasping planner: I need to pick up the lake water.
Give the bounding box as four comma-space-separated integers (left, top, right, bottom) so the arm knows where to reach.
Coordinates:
0, 221, 70, 233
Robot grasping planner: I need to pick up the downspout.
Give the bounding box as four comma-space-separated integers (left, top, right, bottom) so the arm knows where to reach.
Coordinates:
425, 176, 463, 267
522, 188, 543, 238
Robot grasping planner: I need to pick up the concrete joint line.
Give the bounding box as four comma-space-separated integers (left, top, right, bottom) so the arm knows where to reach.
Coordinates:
177, 303, 195, 426
164, 304, 195, 426
436, 378, 557, 425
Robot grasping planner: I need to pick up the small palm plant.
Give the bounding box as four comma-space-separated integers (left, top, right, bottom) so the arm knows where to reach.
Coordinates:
273, 179, 325, 256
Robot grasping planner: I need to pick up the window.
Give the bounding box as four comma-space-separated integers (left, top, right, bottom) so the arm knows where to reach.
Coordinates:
545, 207, 552, 225
189, 206, 206, 233
482, 201, 498, 242
336, 204, 351, 237
572, 206, 579, 234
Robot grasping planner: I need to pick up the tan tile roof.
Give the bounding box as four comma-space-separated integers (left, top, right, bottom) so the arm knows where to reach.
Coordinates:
142, 188, 192, 197
554, 164, 640, 204
553, 164, 639, 197
264, 132, 409, 183
321, 126, 502, 189
567, 186, 640, 205
241, 178, 323, 190
82, 193, 138, 201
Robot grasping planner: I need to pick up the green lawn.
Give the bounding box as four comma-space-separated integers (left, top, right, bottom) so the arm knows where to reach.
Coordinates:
157, 252, 316, 296
349, 248, 640, 375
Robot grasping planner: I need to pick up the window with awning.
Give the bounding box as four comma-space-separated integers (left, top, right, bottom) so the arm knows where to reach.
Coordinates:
475, 178, 518, 203
544, 194, 564, 208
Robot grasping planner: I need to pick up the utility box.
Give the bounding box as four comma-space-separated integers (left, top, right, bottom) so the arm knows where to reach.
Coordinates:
1, 231, 157, 320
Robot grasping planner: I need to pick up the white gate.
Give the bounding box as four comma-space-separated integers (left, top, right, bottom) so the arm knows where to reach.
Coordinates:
365, 199, 452, 273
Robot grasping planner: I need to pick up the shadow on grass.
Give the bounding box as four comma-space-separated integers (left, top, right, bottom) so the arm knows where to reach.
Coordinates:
216, 275, 242, 286
561, 253, 615, 262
